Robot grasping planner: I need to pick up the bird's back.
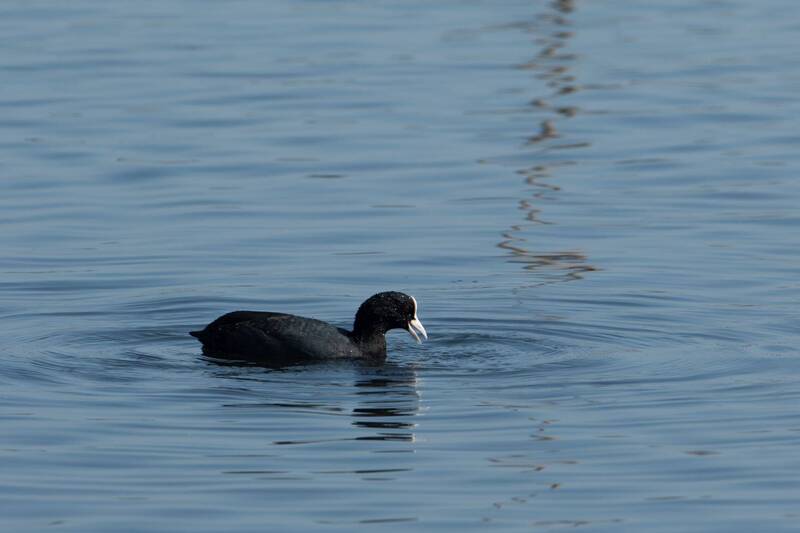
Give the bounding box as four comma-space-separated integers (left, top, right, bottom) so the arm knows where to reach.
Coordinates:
191, 311, 359, 361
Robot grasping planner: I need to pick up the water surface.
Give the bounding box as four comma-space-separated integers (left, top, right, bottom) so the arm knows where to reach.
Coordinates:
2, 0, 800, 531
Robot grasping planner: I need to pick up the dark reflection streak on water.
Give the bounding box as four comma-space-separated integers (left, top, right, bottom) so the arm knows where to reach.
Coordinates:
313, 468, 411, 475
351, 366, 420, 437
221, 402, 347, 414
205, 357, 419, 443
316, 518, 418, 526
497, 0, 596, 282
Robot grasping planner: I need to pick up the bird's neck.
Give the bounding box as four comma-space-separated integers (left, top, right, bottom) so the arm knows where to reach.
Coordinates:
350, 327, 387, 358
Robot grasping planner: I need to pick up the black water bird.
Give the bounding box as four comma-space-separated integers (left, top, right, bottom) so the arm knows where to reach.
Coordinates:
190, 291, 427, 363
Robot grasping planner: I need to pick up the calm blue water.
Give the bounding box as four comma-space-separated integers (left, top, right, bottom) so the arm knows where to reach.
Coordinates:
2, 0, 800, 531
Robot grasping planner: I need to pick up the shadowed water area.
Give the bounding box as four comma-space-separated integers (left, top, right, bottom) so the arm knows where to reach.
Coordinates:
2, 0, 800, 531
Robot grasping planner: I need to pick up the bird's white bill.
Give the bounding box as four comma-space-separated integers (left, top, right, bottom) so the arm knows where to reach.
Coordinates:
407, 317, 428, 343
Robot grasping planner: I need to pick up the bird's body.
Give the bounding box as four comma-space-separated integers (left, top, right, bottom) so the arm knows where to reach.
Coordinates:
191, 311, 378, 361
190, 292, 426, 364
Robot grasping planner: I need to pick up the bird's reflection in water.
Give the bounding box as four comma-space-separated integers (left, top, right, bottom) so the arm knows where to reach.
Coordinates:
204, 355, 420, 445
351, 367, 419, 441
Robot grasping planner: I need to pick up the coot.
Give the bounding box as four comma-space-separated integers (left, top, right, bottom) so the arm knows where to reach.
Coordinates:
190, 291, 427, 362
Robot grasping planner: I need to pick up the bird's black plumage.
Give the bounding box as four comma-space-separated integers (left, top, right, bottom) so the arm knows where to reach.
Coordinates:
190, 291, 426, 363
